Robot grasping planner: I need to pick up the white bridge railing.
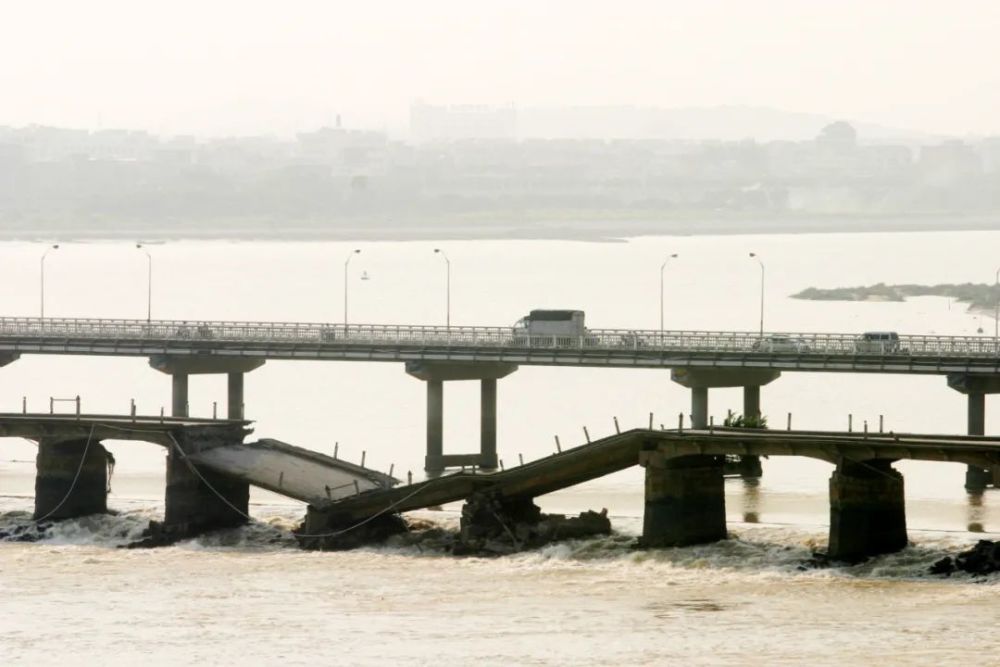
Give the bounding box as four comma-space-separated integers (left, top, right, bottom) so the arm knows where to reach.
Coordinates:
0, 316, 999, 358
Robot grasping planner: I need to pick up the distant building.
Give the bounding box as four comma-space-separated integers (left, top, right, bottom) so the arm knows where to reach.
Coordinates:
410, 102, 517, 143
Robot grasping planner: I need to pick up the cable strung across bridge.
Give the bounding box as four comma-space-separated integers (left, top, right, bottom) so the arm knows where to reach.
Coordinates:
1, 315, 999, 374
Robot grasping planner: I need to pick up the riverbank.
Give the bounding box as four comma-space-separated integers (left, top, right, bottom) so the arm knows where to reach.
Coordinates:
2, 213, 1000, 243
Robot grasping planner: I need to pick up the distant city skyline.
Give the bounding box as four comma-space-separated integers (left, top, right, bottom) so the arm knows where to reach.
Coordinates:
2, 1, 999, 138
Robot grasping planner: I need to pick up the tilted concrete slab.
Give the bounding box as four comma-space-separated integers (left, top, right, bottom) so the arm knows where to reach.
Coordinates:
186, 438, 397, 505
312, 427, 1000, 524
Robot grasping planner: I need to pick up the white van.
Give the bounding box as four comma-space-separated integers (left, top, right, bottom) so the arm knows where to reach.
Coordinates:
854, 331, 901, 354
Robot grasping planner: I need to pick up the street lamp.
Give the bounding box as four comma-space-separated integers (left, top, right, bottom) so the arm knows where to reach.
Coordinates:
136, 243, 152, 322
40, 244, 59, 319
344, 248, 361, 327
659, 253, 679, 335
749, 252, 764, 336
434, 248, 450, 329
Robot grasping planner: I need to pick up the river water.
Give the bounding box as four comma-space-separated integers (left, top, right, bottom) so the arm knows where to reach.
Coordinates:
1, 230, 1000, 665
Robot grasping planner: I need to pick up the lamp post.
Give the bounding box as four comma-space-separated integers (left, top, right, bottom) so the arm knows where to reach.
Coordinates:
136, 243, 152, 322
433, 248, 450, 329
40, 244, 59, 319
659, 253, 678, 336
344, 249, 361, 327
749, 252, 764, 336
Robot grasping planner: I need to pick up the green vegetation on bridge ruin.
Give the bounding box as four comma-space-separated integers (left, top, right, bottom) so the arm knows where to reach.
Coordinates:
792, 283, 1000, 312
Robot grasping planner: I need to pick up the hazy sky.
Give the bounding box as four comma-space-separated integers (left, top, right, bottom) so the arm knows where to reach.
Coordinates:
2, 0, 998, 137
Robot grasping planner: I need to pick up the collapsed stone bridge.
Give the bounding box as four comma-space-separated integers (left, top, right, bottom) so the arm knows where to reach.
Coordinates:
0, 414, 394, 541
6, 413, 1000, 561
303, 426, 1000, 561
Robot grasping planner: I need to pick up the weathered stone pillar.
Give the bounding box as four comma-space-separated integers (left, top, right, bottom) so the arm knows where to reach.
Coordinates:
227, 372, 244, 420
691, 387, 708, 429
426, 379, 444, 474
164, 450, 248, 534
480, 378, 498, 470
34, 439, 110, 520
828, 459, 907, 562
171, 373, 189, 418
641, 454, 727, 547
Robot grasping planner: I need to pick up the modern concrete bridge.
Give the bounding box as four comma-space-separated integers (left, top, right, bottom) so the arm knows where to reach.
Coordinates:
303, 426, 1000, 561
0, 414, 393, 538
2, 315, 1000, 485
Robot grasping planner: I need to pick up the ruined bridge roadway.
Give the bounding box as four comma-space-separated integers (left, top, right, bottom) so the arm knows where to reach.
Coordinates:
2, 316, 1000, 374
310, 427, 1000, 524
0, 414, 396, 505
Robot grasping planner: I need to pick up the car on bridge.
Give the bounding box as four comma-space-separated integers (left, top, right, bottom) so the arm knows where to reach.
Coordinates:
854, 331, 902, 354
752, 335, 810, 353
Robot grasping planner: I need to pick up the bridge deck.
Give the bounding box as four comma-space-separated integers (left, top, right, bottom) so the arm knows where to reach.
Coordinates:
314, 427, 1000, 523
0, 414, 395, 505
2, 316, 1000, 374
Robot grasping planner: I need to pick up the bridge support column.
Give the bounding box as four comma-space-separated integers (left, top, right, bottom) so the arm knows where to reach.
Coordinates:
947, 374, 999, 490
406, 361, 517, 475
640, 454, 727, 547
151, 356, 264, 420
227, 372, 244, 420
171, 373, 189, 418
164, 450, 249, 534
828, 459, 907, 562
426, 380, 444, 475
480, 378, 498, 470
34, 439, 110, 520
690, 387, 708, 429
743, 385, 761, 420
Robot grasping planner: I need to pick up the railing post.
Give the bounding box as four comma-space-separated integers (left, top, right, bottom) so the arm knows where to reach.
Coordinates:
130, 399, 136, 421
554, 436, 561, 453
848, 414, 853, 432
333, 442, 339, 459
649, 412, 654, 430
613, 416, 620, 434
21, 396, 26, 414
49, 397, 53, 414
583, 426, 590, 442
879, 414, 884, 433
678, 412, 684, 432
76, 395, 80, 417
212, 401, 217, 419
787, 412, 792, 431
361, 450, 366, 468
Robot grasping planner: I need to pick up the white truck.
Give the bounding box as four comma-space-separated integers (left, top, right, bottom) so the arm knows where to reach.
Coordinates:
512, 310, 589, 346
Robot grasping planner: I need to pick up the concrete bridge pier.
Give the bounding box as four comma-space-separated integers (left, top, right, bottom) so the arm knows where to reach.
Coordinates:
672, 368, 779, 477
406, 361, 518, 475
171, 373, 189, 417
150, 355, 264, 420
828, 459, 907, 562
163, 449, 249, 534
34, 438, 110, 520
947, 374, 1000, 489
639, 452, 727, 547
